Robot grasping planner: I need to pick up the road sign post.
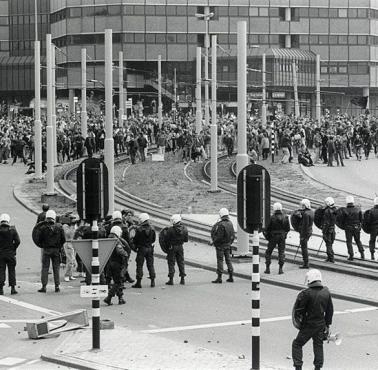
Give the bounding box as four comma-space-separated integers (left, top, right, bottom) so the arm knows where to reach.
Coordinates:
237, 164, 271, 370
77, 158, 109, 350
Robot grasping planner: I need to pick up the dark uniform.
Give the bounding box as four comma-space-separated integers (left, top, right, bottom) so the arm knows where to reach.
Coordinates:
37, 220, 66, 292
299, 208, 314, 268
165, 222, 188, 284
338, 204, 364, 260
367, 204, 378, 260
322, 206, 337, 262
0, 223, 20, 295
264, 210, 290, 274
292, 281, 334, 370
211, 216, 235, 283
104, 233, 130, 305
131, 221, 156, 288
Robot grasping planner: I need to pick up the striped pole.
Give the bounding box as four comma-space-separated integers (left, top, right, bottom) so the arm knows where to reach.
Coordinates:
271, 123, 275, 163
91, 220, 100, 349
251, 230, 260, 370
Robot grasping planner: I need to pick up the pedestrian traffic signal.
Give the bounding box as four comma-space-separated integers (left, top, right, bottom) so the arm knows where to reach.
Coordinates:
237, 164, 271, 233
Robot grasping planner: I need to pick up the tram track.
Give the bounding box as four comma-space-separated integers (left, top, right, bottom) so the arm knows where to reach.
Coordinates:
56, 151, 378, 280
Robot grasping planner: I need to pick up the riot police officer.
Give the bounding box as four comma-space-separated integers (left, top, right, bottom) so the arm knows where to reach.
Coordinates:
36, 204, 49, 224
337, 196, 364, 260
210, 208, 235, 284
165, 214, 188, 286
37, 210, 66, 293
298, 199, 314, 269
322, 197, 337, 263
292, 269, 334, 370
366, 197, 378, 260
264, 202, 290, 275
104, 226, 130, 305
0, 214, 20, 295
131, 213, 156, 288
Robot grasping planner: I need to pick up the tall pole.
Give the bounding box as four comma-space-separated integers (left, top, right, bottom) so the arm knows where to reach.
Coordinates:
210, 35, 218, 192
46, 34, 54, 194
104, 29, 114, 214
52, 45, 57, 165
158, 55, 162, 129
174, 67, 177, 120
34, 41, 42, 178
236, 22, 249, 255
316, 54, 321, 124
91, 219, 100, 349
251, 230, 260, 370
124, 61, 128, 118
204, 6, 210, 133
196, 46, 202, 133
292, 62, 300, 118
261, 53, 267, 127
81, 48, 88, 139
119, 51, 124, 128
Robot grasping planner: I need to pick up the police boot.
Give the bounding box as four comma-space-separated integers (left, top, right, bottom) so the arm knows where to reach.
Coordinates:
180, 277, 185, 285
132, 278, 142, 289
0, 286, 3, 295
212, 274, 222, 284
226, 273, 234, 282
264, 264, 270, 274
165, 277, 174, 286
10, 286, 18, 295
125, 272, 135, 284
55, 285, 60, 293
278, 265, 284, 275
360, 251, 365, 260
104, 295, 112, 306
118, 297, 126, 305
150, 278, 155, 288
38, 285, 47, 293
371, 252, 375, 261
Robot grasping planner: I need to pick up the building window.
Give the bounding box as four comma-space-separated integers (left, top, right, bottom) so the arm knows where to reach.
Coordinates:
135, 5, 146, 15
156, 34, 166, 43
69, 7, 82, 18
348, 8, 358, 18
108, 5, 121, 16
300, 35, 309, 44
134, 34, 144, 43
279, 8, 285, 20
329, 8, 338, 17
279, 34, 286, 48
358, 8, 368, 18
259, 8, 268, 17
309, 8, 319, 17
177, 34, 187, 43
348, 35, 357, 45
357, 35, 367, 45
146, 34, 156, 43
166, 6, 176, 16
176, 6, 187, 16
250, 7, 259, 17
338, 65, 347, 74
349, 62, 369, 74
218, 34, 229, 44
228, 7, 238, 16
339, 9, 347, 17
321, 65, 328, 74
218, 7, 228, 17
329, 35, 338, 44
318, 8, 328, 17
338, 35, 348, 44
82, 7, 95, 17
319, 35, 328, 44
291, 8, 300, 21
269, 35, 279, 45
222, 65, 229, 72
329, 65, 337, 74
260, 35, 269, 44
145, 6, 155, 15
299, 8, 309, 17
197, 34, 204, 47
310, 35, 318, 44
291, 35, 299, 48
94, 6, 108, 16
124, 34, 134, 43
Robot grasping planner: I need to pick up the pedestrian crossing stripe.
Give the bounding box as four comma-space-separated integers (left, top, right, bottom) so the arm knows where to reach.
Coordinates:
0, 323, 10, 328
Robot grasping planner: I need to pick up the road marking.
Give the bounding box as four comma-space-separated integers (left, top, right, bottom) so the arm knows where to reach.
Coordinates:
142, 306, 378, 334
0, 296, 61, 316
122, 164, 131, 181
0, 358, 25, 366
0, 323, 11, 328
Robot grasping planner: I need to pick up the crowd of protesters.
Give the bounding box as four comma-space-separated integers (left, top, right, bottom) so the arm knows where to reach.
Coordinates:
1, 106, 378, 170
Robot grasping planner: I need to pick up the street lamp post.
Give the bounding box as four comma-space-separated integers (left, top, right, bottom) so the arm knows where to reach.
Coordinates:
210, 34, 218, 193
261, 53, 267, 127
104, 29, 114, 215
34, 40, 42, 178
316, 54, 321, 124
119, 51, 124, 128
158, 55, 162, 129
52, 45, 58, 165
195, 47, 202, 133
81, 48, 88, 139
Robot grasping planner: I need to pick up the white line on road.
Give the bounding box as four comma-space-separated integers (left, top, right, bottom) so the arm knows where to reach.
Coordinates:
142, 306, 378, 334
0, 296, 61, 317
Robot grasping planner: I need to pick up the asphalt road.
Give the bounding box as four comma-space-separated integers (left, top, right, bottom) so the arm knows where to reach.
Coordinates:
0, 164, 377, 370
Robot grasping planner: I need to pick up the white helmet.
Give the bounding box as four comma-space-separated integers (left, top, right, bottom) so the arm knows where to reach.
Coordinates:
273, 202, 282, 212
300, 199, 311, 209
219, 208, 229, 218
110, 226, 122, 238
374, 197, 378, 206
346, 195, 354, 205
170, 214, 181, 225
0, 213, 10, 224
112, 210, 122, 220
306, 269, 322, 285
139, 213, 150, 223
325, 197, 335, 207
46, 210, 56, 220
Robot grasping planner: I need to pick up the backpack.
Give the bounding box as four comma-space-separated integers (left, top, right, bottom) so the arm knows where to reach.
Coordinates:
362, 210, 372, 234
335, 208, 346, 230
314, 207, 325, 229
290, 210, 303, 232
159, 227, 170, 254
32, 221, 47, 248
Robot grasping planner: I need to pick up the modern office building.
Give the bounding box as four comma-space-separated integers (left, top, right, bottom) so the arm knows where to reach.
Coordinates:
1, 0, 378, 116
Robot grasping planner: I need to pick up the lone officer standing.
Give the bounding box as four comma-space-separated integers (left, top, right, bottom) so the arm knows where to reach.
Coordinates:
211, 208, 235, 284
264, 202, 290, 275
337, 196, 364, 260
165, 214, 188, 286
0, 214, 20, 295
298, 199, 314, 269
322, 197, 337, 263
37, 210, 66, 293
131, 213, 156, 288
292, 269, 334, 370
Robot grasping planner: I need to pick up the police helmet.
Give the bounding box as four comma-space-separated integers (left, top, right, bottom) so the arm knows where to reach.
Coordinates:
219, 208, 229, 218
139, 213, 150, 223
300, 199, 311, 209
0, 213, 10, 224
374, 197, 378, 206
110, 226, 122, 238
112, 210, 122, 220
325, 197, 335, 207
46, 210, 56, 220
170, 214, 182, 225
346, 196, 354, 205
306, 269, 322, 285
273, 202, 282, 212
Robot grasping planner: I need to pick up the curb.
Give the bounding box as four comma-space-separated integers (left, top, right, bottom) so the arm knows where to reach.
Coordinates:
13, 181, 39, 216
41, 353, 116, 370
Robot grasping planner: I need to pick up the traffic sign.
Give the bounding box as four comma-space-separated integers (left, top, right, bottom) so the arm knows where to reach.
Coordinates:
237, 164, 271, 233
80, 285, 108, 298
72, 238, 117, 274
77, 158, 109, 222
